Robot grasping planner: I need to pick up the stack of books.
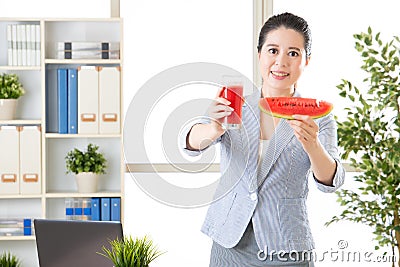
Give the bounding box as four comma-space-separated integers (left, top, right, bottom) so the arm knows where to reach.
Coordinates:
55, 41, 120, 59
0, 218, 33, 236
6, 24, 41, 66
65, 197, 121, 222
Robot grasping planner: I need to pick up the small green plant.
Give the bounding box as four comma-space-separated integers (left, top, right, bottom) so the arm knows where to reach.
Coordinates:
65, 143, 107, 175
0, 252, 21, 267
0, 73, 25, 99
98, 235, 165, 267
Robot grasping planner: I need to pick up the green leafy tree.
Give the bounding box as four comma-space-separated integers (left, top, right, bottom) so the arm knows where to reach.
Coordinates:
326, 27, 400, 266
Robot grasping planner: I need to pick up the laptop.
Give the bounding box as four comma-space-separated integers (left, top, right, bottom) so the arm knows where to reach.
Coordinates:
34, 219, 123, 267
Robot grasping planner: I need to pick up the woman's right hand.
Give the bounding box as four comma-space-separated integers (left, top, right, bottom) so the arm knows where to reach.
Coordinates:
186, 87, 233, 151
207, 87, 234, 132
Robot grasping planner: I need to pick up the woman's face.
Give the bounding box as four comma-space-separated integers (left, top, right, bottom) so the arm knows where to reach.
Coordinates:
258, 27, 309, 93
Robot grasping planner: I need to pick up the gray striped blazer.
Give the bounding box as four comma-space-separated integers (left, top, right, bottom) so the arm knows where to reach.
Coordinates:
181, 89, 345, 253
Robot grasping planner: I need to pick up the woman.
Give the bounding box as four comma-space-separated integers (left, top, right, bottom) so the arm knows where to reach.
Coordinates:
182, 12, 345, 266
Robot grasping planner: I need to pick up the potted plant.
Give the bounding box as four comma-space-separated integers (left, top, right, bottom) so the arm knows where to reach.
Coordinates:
65, 143, 107, 193
0, 73, 25, 120
98, 235, 165, 267
0, 252, 21, 267
326, 27, 400, 266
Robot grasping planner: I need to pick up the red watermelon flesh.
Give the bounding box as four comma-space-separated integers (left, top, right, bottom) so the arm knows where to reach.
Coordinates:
258, 97, 333, 119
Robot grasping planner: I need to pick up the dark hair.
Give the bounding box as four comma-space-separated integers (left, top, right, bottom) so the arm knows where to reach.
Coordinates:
257, 12, 312, 58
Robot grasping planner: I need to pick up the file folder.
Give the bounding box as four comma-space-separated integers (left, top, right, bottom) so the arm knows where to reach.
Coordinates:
46, 68, 59, 133
100, 198, 110, 221
67, 68, 78, 134
99, 66, 120, 134
57, 68, 68, 134
25, 25, 31, 66
91, 198, 100, 221
19, 25, 27, 66
111, 198, 121, 222
24, 227, 32, 236
29, 24, 36, 66
0, 126, 20, 194
16, 25, 22, 66
82, 198, 92, 221
65, 198, 74, 220
7, 24, 12, 66
11, 25, 17, 66
74, 199, 83, 220
78, 66, 99, 134
24, 219, 32, 236
35, 25, 40, 65
19, 126, 41, 194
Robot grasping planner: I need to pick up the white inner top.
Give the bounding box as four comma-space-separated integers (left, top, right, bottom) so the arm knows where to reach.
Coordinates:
258, 139, 270, 166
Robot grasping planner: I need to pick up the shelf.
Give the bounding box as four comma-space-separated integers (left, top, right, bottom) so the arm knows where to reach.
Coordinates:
0, 18, 40, 22
0, 120, 41, 125
0, 66, 41, 71
0, 18, 121, 23
43, 18, 122, 22
45, 133, 121, 138
0, 16, 124, 263
45, 59, 121, 65
45, 191, 122, 198
0, 194, 42, 199
0, 235, 35, 241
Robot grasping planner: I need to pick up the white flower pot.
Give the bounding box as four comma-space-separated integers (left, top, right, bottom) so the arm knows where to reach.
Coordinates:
0, 99, 18, 120
75, 172, 99, 193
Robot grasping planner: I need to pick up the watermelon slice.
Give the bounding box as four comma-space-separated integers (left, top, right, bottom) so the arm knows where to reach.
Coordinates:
258, 97, 333, 119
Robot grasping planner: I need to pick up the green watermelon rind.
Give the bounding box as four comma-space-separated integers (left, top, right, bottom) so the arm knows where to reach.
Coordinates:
258, 97, 333, 120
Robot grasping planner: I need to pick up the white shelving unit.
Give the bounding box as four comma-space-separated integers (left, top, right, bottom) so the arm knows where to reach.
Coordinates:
0, 16, 124, 267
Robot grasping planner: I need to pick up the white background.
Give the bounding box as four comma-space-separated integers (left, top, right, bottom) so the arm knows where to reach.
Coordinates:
1, 0, 399, 266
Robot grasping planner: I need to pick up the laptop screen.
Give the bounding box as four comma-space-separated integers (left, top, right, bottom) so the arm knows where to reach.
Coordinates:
34, 219, 123, 267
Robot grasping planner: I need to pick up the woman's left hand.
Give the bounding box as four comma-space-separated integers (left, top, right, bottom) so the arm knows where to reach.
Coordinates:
287, 114, 320, 154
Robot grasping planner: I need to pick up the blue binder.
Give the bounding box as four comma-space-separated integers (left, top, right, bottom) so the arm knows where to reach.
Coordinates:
83, 205, 91, 216
57, 69, 68, 134
46, 69, 59, 133
91, 198, 100, 221
67, 69, 78, 134
23, 219, 31, 228
24, 227, 32, 236
101, 198, 111, 221
75, 206, 83, 216
24, 218, 32, 235
65, 206, 73, 217
111, 198, 121, 222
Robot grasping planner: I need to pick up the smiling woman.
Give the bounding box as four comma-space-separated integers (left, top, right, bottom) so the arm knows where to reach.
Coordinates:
181, 12, 345, 266
257, 26, 309, 98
